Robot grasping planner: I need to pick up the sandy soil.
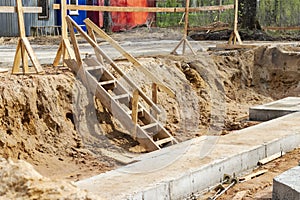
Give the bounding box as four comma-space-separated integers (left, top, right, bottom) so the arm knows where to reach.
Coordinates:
0, 27, 299, 199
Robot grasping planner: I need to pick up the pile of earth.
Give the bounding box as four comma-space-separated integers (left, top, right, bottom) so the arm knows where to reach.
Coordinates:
189, 29, 300, 41
0, 158, 97, 200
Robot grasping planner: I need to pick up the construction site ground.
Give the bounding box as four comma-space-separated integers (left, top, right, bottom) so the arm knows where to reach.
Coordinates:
0, 27, 299, 199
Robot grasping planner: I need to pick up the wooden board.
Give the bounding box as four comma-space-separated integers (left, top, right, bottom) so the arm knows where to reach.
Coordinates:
0, 68, 9, 73
53, 4, 234, 13
0, 6, 42, 13
258, 152, 285, 165
239, 169, 268, 182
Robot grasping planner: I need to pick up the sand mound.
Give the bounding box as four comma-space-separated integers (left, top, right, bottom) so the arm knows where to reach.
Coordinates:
0, 158, 97, 200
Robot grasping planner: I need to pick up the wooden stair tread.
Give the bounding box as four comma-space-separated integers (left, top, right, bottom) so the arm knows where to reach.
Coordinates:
99, 79, 116, 85
141, 122, 158, 130
127, 108, 143, 115
113, 93, 130, 100
155, 137, 174, 146
85, 66, 103, 71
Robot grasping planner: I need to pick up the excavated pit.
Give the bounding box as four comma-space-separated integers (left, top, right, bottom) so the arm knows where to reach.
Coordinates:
0, 45, 299, 199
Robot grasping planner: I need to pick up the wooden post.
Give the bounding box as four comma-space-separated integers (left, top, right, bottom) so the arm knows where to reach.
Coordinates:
152, 83, 158, 104
171, 0, 196, 55
53, 0, 75, 66
11, 0, 44, 75
66, 17, 82, 68
131, 90, 139, 125
228, 0, 242, 45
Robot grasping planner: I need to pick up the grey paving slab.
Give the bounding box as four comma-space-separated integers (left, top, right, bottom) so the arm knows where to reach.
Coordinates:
250, 97, 300, 121
273, 166, 300, 200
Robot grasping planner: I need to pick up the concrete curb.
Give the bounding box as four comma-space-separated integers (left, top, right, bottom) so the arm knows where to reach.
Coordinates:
76, 112, 300, 199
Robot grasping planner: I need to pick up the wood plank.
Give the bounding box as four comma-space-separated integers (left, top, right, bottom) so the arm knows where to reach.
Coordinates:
0, 68, 9, 73
155, 137, 173, 146
12, 40, 22, 74
21, 40, 29, 73
131, 90, 139, 125
152, 83, 158, 104
258, 152, 285, 165
63, 39, 76, 60
113, 93, 129, 100
66, 19, 82, 67
0, 6, 42, 13
184, 0, 190, 38
22, 38, 43, 73
53, 42, 63, 67
61, 1, 68, 39
16, 0, 26, 38
53, 4, 234, 13
188, 26, 230, 31
142, 123, 158, 130
239, 169, 268, 182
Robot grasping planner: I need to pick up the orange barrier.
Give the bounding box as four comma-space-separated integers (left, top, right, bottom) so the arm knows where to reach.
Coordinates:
110, 0, 148, 32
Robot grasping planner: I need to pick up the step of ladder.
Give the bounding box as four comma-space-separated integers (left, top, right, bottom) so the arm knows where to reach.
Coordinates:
113, 93, 130, 100
142, 122, 158, 131
99, 80, 116, 86
155, 137, 174, 146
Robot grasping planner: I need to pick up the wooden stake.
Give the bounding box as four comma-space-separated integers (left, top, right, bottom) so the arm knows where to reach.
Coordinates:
228, 0, 242, 45
11, 0, 43, 75
171, 0, 196, 55
66, 18, 82, 68
53, 0, 74, 66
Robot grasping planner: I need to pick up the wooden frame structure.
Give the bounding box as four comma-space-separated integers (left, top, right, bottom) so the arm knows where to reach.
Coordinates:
53, 1, 238, 59
0, 0, 44, 74
171, 0, 196, 55
65, 16, 178, 151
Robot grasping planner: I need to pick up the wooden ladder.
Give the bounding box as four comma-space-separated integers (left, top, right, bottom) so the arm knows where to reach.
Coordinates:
67, 57, 178, 152
64, 16, 178, 152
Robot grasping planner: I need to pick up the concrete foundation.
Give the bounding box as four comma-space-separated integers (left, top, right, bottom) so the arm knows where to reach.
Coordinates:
249, 97, 300, 121
75, 112, 300, 200
273, 166, 300, 200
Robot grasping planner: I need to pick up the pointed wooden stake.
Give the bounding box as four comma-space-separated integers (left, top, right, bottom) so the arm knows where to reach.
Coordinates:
12, 0, 44, 75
